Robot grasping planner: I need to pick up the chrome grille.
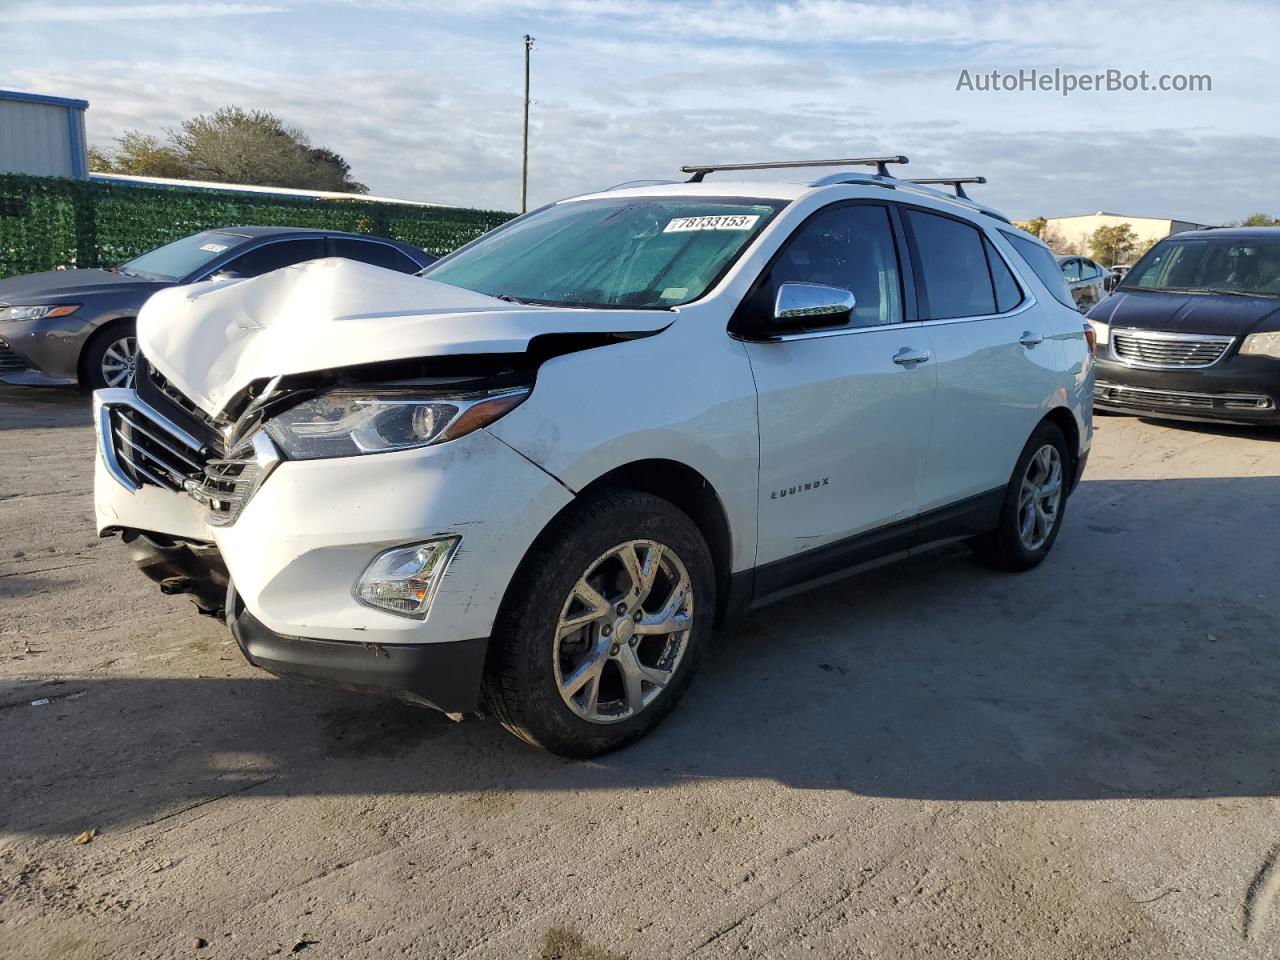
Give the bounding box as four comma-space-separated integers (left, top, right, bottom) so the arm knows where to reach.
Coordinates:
1095, 382, 1274, 413
95, 388, 280, 526
109, 403, 205, 491
0, 339, 30, 373
1111, 329, 1232, 368
183, 435, 277, 526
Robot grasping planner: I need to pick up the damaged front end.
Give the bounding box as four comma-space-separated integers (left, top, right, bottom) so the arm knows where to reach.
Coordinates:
94, 350, 541, 617
92, 257, 672, 710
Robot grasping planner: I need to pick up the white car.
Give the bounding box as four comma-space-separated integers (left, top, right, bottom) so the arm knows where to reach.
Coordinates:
93, 156, 1094, 757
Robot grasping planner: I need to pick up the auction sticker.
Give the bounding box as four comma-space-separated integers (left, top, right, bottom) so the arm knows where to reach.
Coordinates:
200, 243, 229, 253
664, 215, 759, 233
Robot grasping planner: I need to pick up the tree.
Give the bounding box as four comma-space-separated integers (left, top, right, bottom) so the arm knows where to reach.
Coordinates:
91, 131, 190, 178
1234, 213, 1280, 227
86, 145, 112, 172
1038, 225, 1068, 254
90, 106, 367, 193
1089, 223, 1138, 266
1022, 217, 1048, 238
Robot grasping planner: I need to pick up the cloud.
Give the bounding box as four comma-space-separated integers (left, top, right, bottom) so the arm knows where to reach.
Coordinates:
6, 2, 286, 21
7, 0, 1279, 221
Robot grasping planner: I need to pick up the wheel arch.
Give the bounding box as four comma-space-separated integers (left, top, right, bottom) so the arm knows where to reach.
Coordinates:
1040, 405, 1081, 492
78, 315, 137, 388
510, 458, 738, 627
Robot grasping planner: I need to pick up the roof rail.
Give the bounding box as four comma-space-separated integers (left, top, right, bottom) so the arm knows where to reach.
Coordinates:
680, 155, 909, 182
907, 176, 986, 200
815, 172, 1013, 225
808, 172, 897, 189
605, 179, 680, 191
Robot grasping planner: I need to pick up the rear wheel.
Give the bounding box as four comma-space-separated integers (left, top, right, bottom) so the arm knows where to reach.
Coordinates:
82, 322, 138, 390
971, 421, 1070, 572
483, 490, 713, 758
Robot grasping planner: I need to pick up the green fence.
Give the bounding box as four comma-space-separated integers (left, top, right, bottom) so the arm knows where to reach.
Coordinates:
0, 174, 514, 279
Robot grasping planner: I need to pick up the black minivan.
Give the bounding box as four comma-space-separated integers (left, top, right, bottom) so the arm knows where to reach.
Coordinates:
1088, 227, 1280, 425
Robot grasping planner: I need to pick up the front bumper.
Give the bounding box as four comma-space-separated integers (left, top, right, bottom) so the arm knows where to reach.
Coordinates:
0, 313, 92, 383
94, 391, 576, 648
1093, 353, 1280, 425
227, 586, 488, 713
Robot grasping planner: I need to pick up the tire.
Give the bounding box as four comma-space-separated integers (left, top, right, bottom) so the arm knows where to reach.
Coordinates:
81, 321, 139, 390
483, 490, 714, 758
970, 420, 1071, 573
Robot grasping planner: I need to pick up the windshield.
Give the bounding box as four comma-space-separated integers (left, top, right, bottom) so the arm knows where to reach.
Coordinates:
120, 230, 246, 281
1125, 235, 1280, 297
422, 196, 785, 308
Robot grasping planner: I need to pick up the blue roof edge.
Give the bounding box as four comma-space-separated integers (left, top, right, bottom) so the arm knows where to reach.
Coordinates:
0, 89, 90, 110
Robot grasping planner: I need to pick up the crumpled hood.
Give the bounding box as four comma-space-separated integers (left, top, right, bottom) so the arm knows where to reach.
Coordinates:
1088, 288, 1280, 336
0, 268, 164, 303
138, 257, 674, 415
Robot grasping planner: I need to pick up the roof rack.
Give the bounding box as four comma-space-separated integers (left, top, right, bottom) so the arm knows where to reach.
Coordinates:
680, 155, 909, 182
907, 177, 987, 200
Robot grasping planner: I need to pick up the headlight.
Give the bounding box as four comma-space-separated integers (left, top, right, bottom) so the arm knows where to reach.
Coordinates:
356, 537, 459, 618
1240, 332, 1280, 360
0, 304, 81, 322
1087, 318, 1110, 346
263, 387, 529, 460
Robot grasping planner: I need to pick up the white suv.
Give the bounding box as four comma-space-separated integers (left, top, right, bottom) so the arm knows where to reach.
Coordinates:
93, 157, 1093, 757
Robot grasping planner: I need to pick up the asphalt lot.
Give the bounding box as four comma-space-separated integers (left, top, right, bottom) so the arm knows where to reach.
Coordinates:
3, 384, 1280, 960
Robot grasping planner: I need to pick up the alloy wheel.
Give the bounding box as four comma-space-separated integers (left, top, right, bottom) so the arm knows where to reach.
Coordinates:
1017, 444, 1063, 551
553, 539, 694, 724
100, 335, 138, 388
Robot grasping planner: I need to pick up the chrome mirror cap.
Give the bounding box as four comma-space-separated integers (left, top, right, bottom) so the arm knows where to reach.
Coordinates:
774, 282, 855, 326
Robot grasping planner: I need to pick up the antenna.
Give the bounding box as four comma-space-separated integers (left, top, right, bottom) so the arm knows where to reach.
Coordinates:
906, 177, 986, 200
680, 155, 909, 182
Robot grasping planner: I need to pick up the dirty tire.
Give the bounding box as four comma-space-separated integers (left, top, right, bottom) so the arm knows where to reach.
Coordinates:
970, 420, 1070, 573
483, 490, 714, 758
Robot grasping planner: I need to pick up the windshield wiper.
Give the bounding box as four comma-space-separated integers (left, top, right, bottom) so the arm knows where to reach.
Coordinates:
1202, 288, 1280, 299
494, 294, 535, 305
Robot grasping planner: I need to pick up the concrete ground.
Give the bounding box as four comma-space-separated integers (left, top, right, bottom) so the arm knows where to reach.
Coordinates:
3, 384, 1280, 960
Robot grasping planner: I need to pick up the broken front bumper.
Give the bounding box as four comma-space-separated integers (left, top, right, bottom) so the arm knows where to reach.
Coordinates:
94, 387, 576, 653
227, 584, 489, 713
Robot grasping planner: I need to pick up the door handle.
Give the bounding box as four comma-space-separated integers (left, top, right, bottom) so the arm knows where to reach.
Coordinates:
892, 347, 931, 366
1019, 331, 1044, 348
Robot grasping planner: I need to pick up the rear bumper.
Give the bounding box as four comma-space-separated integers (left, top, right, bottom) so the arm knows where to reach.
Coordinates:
227, 587, 489, 713
1093, 354, 1280, 425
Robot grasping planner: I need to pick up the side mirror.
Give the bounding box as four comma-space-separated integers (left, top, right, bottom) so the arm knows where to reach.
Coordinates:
773, 282, 855, 331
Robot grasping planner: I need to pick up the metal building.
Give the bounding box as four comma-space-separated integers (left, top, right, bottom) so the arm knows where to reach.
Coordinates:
0, 90, 89, 179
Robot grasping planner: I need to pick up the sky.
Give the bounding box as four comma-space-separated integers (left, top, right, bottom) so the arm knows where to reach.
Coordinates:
5, 0, 1279, 223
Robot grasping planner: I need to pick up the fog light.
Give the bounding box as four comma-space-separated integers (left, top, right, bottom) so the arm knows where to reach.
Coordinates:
355, 537, 459, 619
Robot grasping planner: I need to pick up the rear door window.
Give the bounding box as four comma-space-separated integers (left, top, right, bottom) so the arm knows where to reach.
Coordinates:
984, 238, 1024, 313
331, 238, 423, 273
222, 238, 326, 277
904, 208, 996, 319
1001, 232, 1077, 309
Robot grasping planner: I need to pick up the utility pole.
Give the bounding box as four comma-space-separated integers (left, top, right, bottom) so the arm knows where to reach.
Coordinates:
520, 34, 534, 214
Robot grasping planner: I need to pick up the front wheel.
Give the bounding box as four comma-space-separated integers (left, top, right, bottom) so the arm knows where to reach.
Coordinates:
483, 490, 714, 758
971, 421, 1070, 572
83, 322, 138, 390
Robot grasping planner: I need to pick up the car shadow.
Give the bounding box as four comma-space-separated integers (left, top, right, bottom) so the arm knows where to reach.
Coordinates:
1121, 412, 1280, 442
0, 384, 90, 431
3, 474, 1280, 836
